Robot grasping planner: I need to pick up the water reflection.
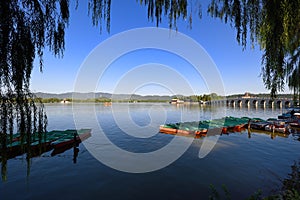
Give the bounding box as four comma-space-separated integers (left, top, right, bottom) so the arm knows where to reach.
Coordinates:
247, 129, 290, 139
0, 129, 91, 181
0, 104, 296, 178
290, 129, 300, 141
1, 103, 300, 199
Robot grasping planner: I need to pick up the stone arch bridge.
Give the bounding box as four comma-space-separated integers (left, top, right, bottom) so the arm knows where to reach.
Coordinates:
208, 97, 294, 108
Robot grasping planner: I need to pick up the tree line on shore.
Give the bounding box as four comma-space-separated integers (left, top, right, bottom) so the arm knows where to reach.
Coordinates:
39, 92, 297, 104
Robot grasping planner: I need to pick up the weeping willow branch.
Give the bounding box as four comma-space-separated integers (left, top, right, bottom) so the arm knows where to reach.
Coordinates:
87, 0, 111, 33
139, 0, 300, 99
0, 0, 69, 180
208, 0, 300, 98
138, 0, 200, 30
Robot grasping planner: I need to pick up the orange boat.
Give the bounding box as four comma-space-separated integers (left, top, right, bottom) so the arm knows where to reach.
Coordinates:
159, 126, 178, 134
159, 125, 208, 136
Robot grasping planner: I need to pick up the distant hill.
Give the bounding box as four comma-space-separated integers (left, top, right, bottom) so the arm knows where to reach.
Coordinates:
34, 92, 174, 101
35, 92, 112, 100
34, 92, 293, 102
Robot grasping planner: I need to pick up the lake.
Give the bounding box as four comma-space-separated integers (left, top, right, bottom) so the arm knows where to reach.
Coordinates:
0, 103, 299, 200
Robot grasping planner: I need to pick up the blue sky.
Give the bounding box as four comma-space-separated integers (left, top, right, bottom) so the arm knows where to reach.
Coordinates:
30, 1, 290, 96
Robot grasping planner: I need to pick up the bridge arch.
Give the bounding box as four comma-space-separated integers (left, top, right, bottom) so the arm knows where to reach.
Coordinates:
268, 100, 274, 107
237, 100, 242, 107
260, 100, 266, 107
277, 100, 282, 108
252, 99, 258, 107
230, 100, 236, 107
226, 100, 229, 106
245, 99, 250, 107
285, 101, 291, 107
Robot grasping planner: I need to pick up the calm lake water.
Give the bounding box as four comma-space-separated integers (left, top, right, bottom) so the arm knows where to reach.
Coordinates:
1, 103, 300, 200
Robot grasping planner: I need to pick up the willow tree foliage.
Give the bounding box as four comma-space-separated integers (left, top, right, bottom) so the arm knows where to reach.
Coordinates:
141, 0, 300, 98
0, 0, 70, 130
86, 0, 111, 33
137, 1, 300, 99
207, 0, 300, 98
289, 67, 300, 103
0, 0, 113, 181
0, 0, 69, 180
138, 0, 198, 29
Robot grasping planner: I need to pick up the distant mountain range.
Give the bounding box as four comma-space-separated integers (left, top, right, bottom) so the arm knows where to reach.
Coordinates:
34, 92, 294, 101
34, 92, 176, 101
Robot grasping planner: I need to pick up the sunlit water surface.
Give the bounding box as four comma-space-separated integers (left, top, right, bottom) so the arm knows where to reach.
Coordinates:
0, 103, 299, 200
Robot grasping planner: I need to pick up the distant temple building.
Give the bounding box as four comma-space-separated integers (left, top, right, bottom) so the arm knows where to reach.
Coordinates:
242, 92, 251, 98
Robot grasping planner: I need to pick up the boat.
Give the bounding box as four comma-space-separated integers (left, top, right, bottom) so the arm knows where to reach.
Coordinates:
278, 113, 292, 119
249, 118, 288, 133
289, 122, 300, 129
159, 125, 178, 134
3, 130, 68, 148
159, 116, 250, 137
264, 124, 287, 133
51, 143, 78, 156
264, 120, 287, 133
249, 121, 269, 130
0, 129, 91, 160
278, 107, 300, 119
51, 129, 91, 149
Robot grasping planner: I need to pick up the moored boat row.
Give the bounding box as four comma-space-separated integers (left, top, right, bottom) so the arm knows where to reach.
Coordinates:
159, 115, 300, 138
249, 118, 289, 133
159, 116, 249, 137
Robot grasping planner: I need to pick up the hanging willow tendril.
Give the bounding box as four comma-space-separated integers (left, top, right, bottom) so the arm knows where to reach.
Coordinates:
0, 0, 69, 181
139, 0, 300, 99
207, 0, 300, 99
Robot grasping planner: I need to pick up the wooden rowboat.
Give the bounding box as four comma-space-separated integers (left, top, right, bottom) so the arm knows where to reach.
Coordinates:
51, 129, 92, 149
0, 129, 92, 160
